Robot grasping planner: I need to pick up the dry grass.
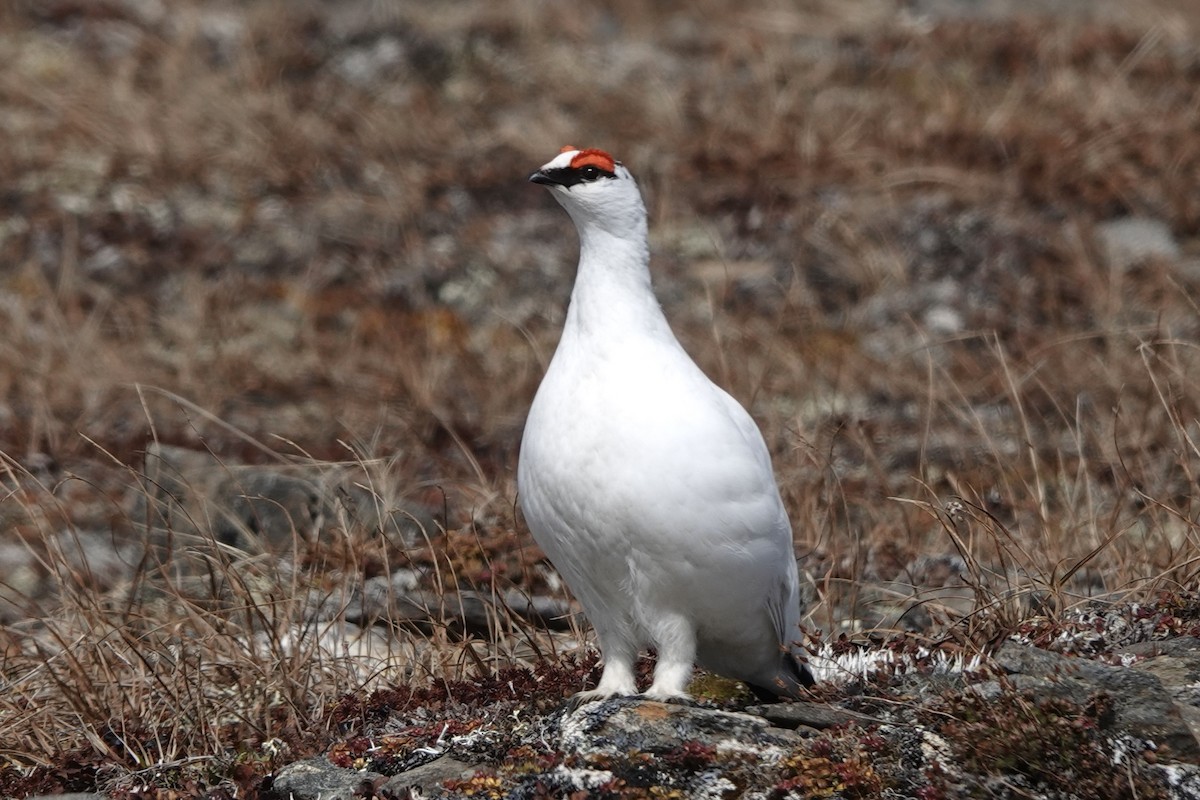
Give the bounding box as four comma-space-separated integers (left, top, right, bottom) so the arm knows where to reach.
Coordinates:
1, 0, 1199, 794
0, 441, 575, 794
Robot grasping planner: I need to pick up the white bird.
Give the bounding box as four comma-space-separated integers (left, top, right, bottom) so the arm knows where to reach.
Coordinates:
518, 146, 814, 703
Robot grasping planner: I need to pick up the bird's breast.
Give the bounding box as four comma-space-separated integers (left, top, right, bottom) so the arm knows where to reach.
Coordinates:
520, 334, 779, 535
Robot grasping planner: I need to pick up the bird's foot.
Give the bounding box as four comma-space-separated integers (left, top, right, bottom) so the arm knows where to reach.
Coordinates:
641, 686, 695, 706
564, 688, 631, 713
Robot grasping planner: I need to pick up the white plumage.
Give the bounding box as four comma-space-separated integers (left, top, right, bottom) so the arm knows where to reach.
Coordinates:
518, 146, 813, 702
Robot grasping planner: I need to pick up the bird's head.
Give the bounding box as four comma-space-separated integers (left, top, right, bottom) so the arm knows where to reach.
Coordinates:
530, 146, 646, 239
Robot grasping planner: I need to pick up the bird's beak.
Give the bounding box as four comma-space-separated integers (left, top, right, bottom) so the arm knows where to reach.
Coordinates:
529, 169, 564, 187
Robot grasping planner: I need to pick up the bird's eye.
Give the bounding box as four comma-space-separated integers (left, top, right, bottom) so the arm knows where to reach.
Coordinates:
580, 166, 601, 182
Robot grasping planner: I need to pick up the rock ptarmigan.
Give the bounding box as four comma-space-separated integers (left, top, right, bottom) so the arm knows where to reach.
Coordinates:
518, 146, 814, 703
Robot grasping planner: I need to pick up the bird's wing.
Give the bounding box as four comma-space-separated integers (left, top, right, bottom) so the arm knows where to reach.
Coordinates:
709, 385, 805, 644
711, 384, 778, 478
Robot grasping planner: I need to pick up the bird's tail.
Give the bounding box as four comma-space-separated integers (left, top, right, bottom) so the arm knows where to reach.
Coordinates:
747, 651, 815, 701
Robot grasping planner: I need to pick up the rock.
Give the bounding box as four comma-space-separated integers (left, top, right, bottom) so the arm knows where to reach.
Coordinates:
1138, 654, 1200, 698
381, 755, 477, 795
213, 471, 326, 548
335, 481, 439, 545
269, 757, 382, 800
994, 639, 1092, 676
129, 443, 437, 553
560, 697, 809, 757
138, 445, 329, 549
302, 573, 574, 636
1125, 639, 1200, 751
502, 589, 577, 630
994, 641, 1200, 762
260, 637, 1197, 800
1123, 637, 1200, 659
133, 442, 222, 535
745, 700, 878, 731
905, 0, 1128, 21
1096, 216, 1181, 272
457, 698, 811, 797
332, 35, 406, 88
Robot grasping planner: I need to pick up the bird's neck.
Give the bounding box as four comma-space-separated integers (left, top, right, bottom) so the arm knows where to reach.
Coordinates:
564, 225, 672, 341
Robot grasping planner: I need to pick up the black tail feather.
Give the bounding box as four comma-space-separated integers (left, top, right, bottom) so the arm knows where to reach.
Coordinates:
746, 653, 816, 702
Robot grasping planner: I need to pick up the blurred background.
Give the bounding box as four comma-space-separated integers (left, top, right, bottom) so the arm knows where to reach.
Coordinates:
1, 0, 1200, 779
3, 0, 1200, 616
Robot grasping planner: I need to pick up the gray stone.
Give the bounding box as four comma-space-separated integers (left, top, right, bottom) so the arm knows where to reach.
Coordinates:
213, 471, 326, 548
745, 700, 877, 731
302, 575, 575, 634
1097, 216, 1181, 272
905, 0, 1141, 22
966, 674, 1093, 704
994, 641, 1200, 762
1134, 652, 1200, 699
132, 442, 224, 536
560, 697, 808, 757
397, 589, 490, 629
336, 483, 439, 546
333, 36, 406, 88
129, 444, 437, 553
1123, 637, 1200, 660
502, 589, 577, 630
1124, 641, 1200, 750
271, 757, 382, 800
381, 756, 478, 795
994, 640, 1112, 680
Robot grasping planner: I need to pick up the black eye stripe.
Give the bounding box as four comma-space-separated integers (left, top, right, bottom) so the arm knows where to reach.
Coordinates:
540, 164, 617, 187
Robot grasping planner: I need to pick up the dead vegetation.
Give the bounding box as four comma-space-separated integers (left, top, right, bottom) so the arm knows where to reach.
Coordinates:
1, 0, 1199, 796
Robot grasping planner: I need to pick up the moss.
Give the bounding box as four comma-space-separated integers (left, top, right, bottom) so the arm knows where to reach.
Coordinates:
777, 748, 879, 797
687, 672, 757, 703
933, 690, 1170, 799
441, 772, 507, 799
